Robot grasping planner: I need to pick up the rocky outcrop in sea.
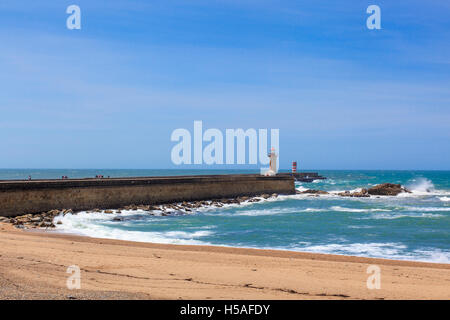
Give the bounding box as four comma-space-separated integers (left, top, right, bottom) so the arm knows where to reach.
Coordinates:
296, 183, 411, 198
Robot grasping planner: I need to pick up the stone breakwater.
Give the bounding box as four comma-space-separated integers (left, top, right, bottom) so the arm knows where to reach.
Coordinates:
0, 193, 280, 229
0, 174, 295, 217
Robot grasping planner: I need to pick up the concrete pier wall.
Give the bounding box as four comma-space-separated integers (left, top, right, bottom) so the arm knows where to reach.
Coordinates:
0, 175, 295, 217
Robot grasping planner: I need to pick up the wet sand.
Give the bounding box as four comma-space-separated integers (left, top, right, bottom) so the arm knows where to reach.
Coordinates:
0, 223, 449, 300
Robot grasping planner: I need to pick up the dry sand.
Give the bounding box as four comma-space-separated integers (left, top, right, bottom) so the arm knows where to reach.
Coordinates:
0, 222, 449, 300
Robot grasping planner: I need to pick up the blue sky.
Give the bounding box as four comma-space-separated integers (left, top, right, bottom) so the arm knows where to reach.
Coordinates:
0, 0, 449, 169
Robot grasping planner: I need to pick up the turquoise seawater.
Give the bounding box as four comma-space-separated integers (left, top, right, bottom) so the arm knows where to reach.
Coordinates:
2, 170, 449, 263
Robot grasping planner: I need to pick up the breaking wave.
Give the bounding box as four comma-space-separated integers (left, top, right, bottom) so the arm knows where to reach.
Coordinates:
330, 206, 390, 213
404, 206, 450, 212
366, 213, 444, 220
406, 178, 436, 193
54, 212, 214, 245
294, 242, 450, 263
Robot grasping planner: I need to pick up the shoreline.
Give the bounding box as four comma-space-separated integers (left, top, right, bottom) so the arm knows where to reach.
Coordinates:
1, 222, 449, 300
36, 227, 449, 267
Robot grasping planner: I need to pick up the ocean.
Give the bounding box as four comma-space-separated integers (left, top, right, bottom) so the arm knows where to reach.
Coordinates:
1, 169, 449, 263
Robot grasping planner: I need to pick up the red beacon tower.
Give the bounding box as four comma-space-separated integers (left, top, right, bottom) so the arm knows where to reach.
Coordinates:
292, 161, 297, 173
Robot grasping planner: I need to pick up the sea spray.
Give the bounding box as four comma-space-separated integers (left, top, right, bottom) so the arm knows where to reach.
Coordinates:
406, 178, 435, 193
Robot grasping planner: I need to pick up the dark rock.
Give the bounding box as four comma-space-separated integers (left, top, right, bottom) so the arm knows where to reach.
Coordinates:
47, 209, 60, 216
300, 189, 329, 195
352, 188, 370, 197
41, 221, 55, 228
367, 183, 410, 196
338, 188, 370, 198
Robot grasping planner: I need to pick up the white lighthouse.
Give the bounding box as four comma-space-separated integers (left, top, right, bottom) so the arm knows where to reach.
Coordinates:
264, 147, 278, 176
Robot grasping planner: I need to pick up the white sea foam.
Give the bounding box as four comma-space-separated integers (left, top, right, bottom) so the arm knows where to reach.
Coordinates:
439, 196, 450, 202
348, 225, 374, 229
210, 208, 286, 217
366, 213, 444, 220
299, 242, 406, 256
302, 208, 326, 212
406, 178, 435, 193
330, 206, 390, 213
204, 207, 327, 217
395, 178, 450, 198
54, 212, 214, 245
207, 205, 403, 216
410, 250, 450, 264
312, 179, 336, 185
404, 207, 450, 212
293, 242, 450, 263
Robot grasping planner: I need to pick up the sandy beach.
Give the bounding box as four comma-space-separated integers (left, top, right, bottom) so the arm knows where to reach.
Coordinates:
0, 222, 448, 300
